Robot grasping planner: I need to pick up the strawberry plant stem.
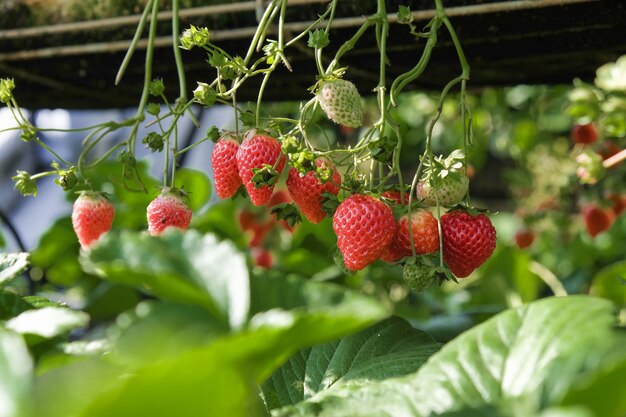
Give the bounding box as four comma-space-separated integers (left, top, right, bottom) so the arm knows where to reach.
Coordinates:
171, 0, 187, 101
115, 0, 152, 86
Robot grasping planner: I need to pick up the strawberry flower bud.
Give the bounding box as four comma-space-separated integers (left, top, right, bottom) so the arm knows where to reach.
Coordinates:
148, 78, 165, 97
12, 171, 37, 196
0, 78, 15, 104
180, 25, 210, 50
193, 82, 217, 107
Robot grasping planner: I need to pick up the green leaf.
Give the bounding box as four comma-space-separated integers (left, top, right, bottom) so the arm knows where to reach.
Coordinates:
473, 245, 544, 305
6, 307, 89, 339
272, 297, 617, 417
81, 230, 249, 329
0, 252, 29, 286
109, 301, 225, 366
248, 275, 388, 382
263, 317, 439, 410
559, 355, 626, 417
590, 260, 626, 306
0, 328, 32, 417
173, 168, 212, 212
34, 277, 387, 417
0, 291, 32, 320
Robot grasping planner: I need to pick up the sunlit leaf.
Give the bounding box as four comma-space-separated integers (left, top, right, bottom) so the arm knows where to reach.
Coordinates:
272, 297, 617, 417
0, 328, 32, 417
82, 230, 249, 329
263, 317, 439, 410
6, 307, 89, 339
0, 252, 29, 286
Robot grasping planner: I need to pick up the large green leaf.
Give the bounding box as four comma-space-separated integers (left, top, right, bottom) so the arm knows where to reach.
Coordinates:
590, 260, 626, 306
273, 296, 617, 417
0, 327, 32, 417
81, 230, 249, 329
559, 355, 626, 417
108, 300, 226, 366
6, 307, 89, 339
0, 252, 29, 286
263, 317, 440, 410
32, 276, 388, 417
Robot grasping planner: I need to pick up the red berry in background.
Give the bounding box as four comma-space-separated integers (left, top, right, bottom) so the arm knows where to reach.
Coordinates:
581, 204, 614, 238
147, 189, 192, 236
252, 247, 273, 269
287, 159, 341, 224
212, 137, 241, 199
71, 192, 115, 249
608, 193, 626, 217
249, 221, 273, 247
381, 190, 409, 206
441, 211, 497, 278
514, 228, 535, 249
237, 209, 256, 231
381, 209, 439, 263
598, 141, 621, 161
333, 194, 396, 271
236, 133, 285, 206
571, 123, 599, 145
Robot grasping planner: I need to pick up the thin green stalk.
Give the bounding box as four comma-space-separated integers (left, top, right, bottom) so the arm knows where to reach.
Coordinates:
34, 138, 71, 166
171, 124, 178, 187
175, 135, 213, 156
78, 128, 111, 176
390, 17, 440, 106
171, 0, 187, 101
325, 15, 377, 74
243, 0, 278, 65
135, 0, 160, 119
116, 0, 153, 85
85, 142, 125, 169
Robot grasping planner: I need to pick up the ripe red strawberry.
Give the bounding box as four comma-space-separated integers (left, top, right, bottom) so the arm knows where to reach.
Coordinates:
249, 222, 273, 247
236, 133, 285, 206
71, 192, 115, 249
317, 79, 363, 128
381, 210, 439, 263
333, 194, 396, 271
514, 228, 535, 249
252, 247, 272, 269
441, 211, 496, 278
287, 159, 341, 224
571, 123, 599, 145
581, 204, 614, 238
212, 137, 241, 199
381, 190, 409, 206
147, 189, 192, 236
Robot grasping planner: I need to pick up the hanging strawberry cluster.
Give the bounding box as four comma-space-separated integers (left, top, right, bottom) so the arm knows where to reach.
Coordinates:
2, 0, 498, 289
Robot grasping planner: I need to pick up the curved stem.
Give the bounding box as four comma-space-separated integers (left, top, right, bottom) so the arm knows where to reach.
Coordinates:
116, 0, 153, 85
34, 138, 71, 166
171, 0, 187, 101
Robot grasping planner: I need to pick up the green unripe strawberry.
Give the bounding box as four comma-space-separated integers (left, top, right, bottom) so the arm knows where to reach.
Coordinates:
317, 79, 363, 128
403, 264, 435, 292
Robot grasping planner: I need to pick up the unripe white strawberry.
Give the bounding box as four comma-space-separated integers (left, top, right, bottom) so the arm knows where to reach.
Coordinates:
416, 150, 469, 207
317, 79, 363, 128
